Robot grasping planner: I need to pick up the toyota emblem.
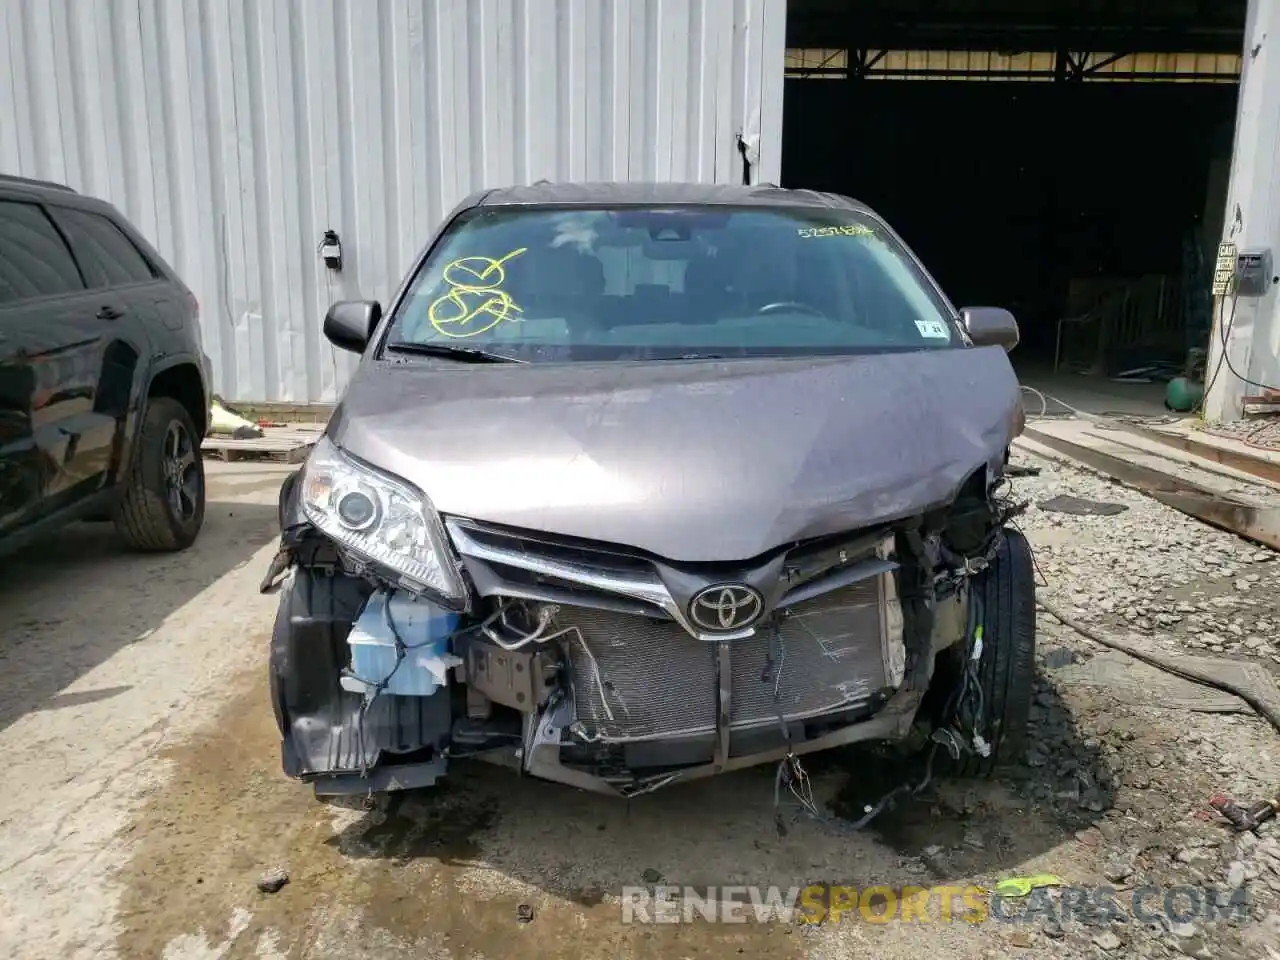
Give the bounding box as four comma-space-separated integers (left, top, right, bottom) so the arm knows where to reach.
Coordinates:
688, 584, 764, 632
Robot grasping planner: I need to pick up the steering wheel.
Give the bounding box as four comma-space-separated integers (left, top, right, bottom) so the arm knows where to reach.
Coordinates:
756, 301, 827, 318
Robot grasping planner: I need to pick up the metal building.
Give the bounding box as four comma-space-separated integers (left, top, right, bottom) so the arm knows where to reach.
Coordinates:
0, 0, 786, 403
1204, 0, 1280, 422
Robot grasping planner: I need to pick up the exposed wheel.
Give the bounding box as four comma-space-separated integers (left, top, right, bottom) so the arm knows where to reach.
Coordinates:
934, 527, 1037, 777
114, 396, 206, 551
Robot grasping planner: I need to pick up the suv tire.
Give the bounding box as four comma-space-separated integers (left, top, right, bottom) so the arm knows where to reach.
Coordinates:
114, 396, 206, 551
937, 527, 1037, 778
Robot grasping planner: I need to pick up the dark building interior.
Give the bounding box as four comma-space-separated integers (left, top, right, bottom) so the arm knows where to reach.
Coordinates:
782, 0, 1247, 372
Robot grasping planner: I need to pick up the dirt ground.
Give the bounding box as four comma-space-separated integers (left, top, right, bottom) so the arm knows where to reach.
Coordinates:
2, 454, 1279, 959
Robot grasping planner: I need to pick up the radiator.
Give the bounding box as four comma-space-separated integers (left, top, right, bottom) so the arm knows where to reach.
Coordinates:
560, 575, 901, 742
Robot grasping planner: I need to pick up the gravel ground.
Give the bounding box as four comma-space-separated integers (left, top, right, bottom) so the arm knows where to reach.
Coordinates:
1001, 446, 1280, 959
1205, 418, 1280, 453
2, 451, 1280, 959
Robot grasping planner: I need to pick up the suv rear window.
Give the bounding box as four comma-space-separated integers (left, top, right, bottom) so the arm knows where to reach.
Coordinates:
0, 200, 86, 304
50, 207, 158, 288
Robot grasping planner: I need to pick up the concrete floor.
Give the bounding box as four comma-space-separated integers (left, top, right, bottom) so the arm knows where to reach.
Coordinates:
1014, 362, 1177, 420
3, 452, 1277, 959
0, 461, 288, 959
0, 460, 1031, 960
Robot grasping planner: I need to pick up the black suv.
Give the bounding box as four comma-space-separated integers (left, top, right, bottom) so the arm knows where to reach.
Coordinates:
0, 174, 210, 557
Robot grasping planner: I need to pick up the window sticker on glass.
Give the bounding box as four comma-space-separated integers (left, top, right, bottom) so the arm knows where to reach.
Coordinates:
796, 225, 874, 239
914, 318, 952, 339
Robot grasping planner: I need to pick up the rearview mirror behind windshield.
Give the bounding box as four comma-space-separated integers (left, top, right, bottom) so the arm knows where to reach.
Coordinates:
959, 307, 1019, 352
324, 300, 382, 353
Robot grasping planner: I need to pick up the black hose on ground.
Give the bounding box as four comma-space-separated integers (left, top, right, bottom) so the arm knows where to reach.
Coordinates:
1037, 598, 1280, 735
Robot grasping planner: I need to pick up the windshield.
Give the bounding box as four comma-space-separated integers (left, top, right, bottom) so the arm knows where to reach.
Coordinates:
384, 205, 959, 362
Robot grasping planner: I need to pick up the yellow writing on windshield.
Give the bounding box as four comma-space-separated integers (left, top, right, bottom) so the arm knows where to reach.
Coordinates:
428, 247, 527, 338
797, 225, 874, 239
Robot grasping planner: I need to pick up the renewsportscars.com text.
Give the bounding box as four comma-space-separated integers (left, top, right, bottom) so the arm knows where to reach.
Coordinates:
620, 884, 1250, 925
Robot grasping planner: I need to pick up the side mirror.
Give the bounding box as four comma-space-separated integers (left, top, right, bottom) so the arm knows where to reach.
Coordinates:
959, 307, 1019, 352
323, 300, 382, 353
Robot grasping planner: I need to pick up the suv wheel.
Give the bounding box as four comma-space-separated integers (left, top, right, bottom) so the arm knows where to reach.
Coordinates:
932, 527, 1037, 777
114, 396, 206, 551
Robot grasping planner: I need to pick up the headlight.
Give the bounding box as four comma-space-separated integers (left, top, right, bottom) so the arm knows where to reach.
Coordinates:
301, 435, 465, 604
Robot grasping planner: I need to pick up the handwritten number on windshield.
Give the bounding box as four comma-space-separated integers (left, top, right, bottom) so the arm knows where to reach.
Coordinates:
796, 225, 874, 239
428, 247, 528, 338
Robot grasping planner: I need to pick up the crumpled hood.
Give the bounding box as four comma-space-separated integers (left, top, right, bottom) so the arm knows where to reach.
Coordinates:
328, 349, 1021, 562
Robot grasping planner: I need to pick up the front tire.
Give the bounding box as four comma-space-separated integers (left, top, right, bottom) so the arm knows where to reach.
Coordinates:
938, 527, 1037, 778
114, 396, 206, 551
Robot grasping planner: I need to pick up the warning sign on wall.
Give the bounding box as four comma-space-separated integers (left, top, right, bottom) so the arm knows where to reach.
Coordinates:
1213, 241, 1237, 296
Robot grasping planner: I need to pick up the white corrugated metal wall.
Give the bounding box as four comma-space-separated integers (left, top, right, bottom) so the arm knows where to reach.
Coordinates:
0, 0, 787, 403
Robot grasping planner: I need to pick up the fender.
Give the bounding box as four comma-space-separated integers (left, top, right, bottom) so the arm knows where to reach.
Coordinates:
114, 350, 211, 488
259, 461, 339, 594
278, 465, 304, 531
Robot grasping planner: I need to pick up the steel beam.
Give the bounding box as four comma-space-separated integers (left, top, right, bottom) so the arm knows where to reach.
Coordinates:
1020, 425, 1280, 551
1127, 426, 1280, 487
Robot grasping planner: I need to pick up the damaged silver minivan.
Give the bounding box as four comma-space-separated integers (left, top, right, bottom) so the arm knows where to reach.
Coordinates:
264, 182, 1035, 803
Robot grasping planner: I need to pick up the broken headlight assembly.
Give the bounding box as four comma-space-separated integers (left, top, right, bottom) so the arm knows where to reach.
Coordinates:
300, 435, 465, 605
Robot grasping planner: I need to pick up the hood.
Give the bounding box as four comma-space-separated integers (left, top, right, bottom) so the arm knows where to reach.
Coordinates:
328, 349, 1021, 562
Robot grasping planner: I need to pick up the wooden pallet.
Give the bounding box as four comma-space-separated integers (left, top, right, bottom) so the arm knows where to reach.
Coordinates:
201, 428, 317, 463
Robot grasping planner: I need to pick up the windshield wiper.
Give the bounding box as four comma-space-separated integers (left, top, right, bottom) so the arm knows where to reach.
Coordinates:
385, 342, 524, 363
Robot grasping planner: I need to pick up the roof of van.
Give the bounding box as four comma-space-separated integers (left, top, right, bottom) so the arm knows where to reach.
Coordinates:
472, 181, 872, 212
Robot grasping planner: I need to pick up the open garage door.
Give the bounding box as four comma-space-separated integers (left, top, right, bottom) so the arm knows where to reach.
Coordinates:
782, 0, 1246, 379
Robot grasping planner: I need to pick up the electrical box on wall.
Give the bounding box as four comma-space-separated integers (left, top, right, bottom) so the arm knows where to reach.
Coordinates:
1235, 248, 1273, 297
320, 230, 343, 271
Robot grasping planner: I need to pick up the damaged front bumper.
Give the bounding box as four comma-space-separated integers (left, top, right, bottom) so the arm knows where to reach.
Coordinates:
268, 507, 974, 799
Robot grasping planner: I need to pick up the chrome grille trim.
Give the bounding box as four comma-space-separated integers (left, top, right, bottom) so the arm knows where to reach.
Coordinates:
445, 517, 897, 642
446, 519, 751, 640
777, 557, 897, 608
448, 518, 669, 608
